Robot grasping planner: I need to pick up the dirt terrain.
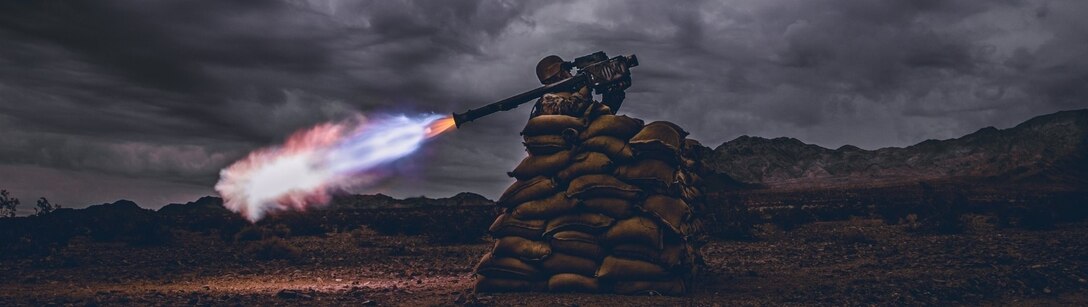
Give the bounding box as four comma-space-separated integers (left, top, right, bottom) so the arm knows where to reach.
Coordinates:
2, 217, 1087, 306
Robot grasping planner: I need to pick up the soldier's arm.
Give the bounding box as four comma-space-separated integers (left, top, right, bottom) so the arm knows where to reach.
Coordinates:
600, 75, 630, 113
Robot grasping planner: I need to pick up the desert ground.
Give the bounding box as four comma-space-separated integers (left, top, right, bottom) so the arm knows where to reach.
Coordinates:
2, 215, 1087, 306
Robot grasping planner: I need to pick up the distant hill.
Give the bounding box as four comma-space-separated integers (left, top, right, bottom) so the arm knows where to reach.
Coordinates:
699, 109, 1088, 191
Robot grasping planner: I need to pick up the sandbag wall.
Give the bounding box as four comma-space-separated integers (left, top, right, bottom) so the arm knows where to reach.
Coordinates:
474, 103, 706, 296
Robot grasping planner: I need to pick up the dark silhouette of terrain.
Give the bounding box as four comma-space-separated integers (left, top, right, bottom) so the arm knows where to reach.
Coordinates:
1, 109, 1087, 305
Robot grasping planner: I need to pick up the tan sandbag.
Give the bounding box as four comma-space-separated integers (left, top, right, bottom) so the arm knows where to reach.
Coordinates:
508, 150, 572, 180
548, 230, 605, 260
474, 252, 543, 280
547, 273, 600, 293
612, 278, 687, 296
680, 186, 703, 204
681, 157, 698, 171
682, 138, 702, 151
680, 219, 705, 242
474, 276, 537, 292
582, 101, 613, 119
566, 174, 642, 200
488, 213, 546, 239
557, 152, 613, 183
611, 243, 685, 268
579, 136, 634, 162
602, 216, 663, 249
614, 159, 678, 193
629, 121, 684, 162
522, 115, 585, 136
539, 252, 598, 276
677, 170, 703, 186
595, 256, 669, 280
493, 236, 552, 262
545, 212, 615, 235
498, 176, 557, 206
579, 197, 634, 219
640, 195, 691, 234
523, 134, 572, 155
511, 193, 577, 220
581, 114, 644, 140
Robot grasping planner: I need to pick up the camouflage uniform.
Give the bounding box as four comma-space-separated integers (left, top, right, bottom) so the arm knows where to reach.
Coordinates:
529, 55, 624, 118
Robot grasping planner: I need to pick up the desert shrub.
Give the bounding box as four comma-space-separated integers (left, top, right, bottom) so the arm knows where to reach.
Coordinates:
33, 197, 59, 216
125, 224, 174, 246
703, 193, 754, 240
267, 213, 325, 237
911, 185, 966, 235
1015, 206, 1057, 230
245, 237, 301, 261
0, 190, 19, 218
901, 213, 921, 232
270, 223, 292, 238
359, 206, 498, 244
772, 203, 814, 231
420, 207, 494, 244
234, 225, 267, 242
350, 227, 378, 247
961, 214, 999, 232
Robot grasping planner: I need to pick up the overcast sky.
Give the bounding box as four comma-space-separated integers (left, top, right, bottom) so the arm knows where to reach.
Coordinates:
0, 0, 1084, 210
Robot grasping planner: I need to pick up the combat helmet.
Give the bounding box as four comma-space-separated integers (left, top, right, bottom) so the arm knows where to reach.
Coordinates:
535, 55, 570, 84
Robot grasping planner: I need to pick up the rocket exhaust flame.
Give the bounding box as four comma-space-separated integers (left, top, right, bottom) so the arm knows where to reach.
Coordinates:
216, 114, 456, 222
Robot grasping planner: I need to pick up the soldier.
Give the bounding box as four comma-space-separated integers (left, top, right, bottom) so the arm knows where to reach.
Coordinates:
530, 55, 629, 118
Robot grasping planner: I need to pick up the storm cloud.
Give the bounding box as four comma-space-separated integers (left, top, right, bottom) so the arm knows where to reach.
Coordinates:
0, 0, 1083, 209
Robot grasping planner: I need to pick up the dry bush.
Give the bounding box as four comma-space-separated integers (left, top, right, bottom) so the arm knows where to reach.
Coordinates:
350, 226, 378, 247
234, 225, 267, 242
245, 237, 301, 261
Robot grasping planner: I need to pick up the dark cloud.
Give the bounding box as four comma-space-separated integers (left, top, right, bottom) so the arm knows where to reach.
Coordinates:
0, 0, 1083, 208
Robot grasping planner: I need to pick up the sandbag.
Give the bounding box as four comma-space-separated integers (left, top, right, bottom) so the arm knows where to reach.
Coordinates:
523, 134, 573, 155
566, 174, 642, 200
488, 213, 546, 239
678, 170, 704, 188
545, 212, 615, 235
475, 276, 543, 293
612, 278, 686, 296
579, 197, 634, 219
614, 159, 678, 193
539, 252, 598, 276
493, 236, 552, 262
511, 193, 577, 220
629, 121, 684, 162
548, 230, 605, 260
498, 176, 557, 206
579, 136, 634, 162
474, 252, 543, 280
595, 256, 669, 280
640, 195, 691, 234
547, 273, 600, 293
522, 115, 585, 136
611, 243, 685, 268
602, 216, 663, 249
581, 114, 644, 140
508, 150, 572, 180
681, 157, 698, 171
582, 101, 613, 118
680, 186, 703, 204
556, 152, 613, 183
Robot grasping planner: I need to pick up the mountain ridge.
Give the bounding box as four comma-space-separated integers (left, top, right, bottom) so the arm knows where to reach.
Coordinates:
699, 109, 1088, 190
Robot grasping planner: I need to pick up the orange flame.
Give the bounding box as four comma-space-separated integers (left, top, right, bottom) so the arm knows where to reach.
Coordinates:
425, 116, 456, 138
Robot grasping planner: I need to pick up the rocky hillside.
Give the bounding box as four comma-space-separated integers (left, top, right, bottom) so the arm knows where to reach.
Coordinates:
700, 109, 1088, 190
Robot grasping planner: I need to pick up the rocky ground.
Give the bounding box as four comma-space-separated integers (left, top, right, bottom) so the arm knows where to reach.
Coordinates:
2, 217, 1087, 306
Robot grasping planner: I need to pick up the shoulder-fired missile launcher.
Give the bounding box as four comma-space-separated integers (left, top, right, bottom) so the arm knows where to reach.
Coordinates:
452, 51, 638, 127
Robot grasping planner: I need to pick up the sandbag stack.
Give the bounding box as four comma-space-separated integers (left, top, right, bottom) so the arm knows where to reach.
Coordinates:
474, 103, 705, 296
